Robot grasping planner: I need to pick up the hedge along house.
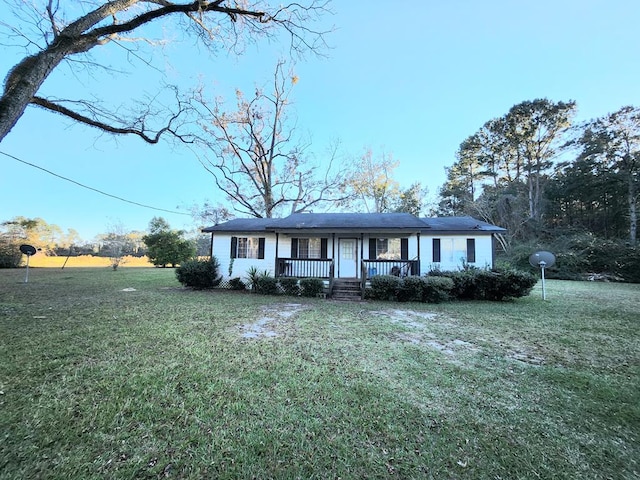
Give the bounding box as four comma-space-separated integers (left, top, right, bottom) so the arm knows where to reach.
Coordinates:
202, 213, 506, 298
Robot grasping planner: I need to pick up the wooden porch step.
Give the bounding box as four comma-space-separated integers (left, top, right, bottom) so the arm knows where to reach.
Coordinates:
331, 279, 362, 301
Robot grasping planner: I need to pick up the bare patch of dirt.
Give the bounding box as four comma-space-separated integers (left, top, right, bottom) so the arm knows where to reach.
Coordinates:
370, 309, 479, 358
237, 303, 306, 339
424, 338, 479, 356
507, 349, 546, 366
370, 309, 548, 366
370, 309, 456, 329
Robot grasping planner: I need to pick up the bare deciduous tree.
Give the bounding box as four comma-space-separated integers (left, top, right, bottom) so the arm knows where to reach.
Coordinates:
0, 1, 331, 143
347, 148, 400, 213
101, 220, 128, 270
187, 200, 235, 227
191, 60, 350, 218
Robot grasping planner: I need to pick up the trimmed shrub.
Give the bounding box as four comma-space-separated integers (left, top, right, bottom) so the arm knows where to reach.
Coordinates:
473, 270, 506, 300
256, 275, 279, 295
369, 275, 402, 301
278, 277, 300, 296
442, 270, 478, 300
228, 277, 246, 290
397, 276, 426, 303
175, 257, 222, 289
300, 278, 325, 297
494, 269, 538, 300
423, 276, 454, 303
438, 268, 537, 301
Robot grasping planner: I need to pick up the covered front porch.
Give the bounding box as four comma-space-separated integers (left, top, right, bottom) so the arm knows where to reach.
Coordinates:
275, 257, 420, 280
275, 257, 420, 301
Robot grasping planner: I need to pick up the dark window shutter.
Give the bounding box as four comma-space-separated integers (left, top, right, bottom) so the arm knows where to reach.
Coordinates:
231, 236, 238, 258
467, 238, 476, 263
401, 238, 409, 260
321, 238, 328, 259
258, 238, 265, 259
432, 239, 441, 263
291, 238, 298, 258
369, 238, 377, 259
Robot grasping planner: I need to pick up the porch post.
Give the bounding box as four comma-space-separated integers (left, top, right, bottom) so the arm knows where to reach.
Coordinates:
275, 232, 279, 276
360, 233, 364, 263
416, 232, 421, 275
360, 233, 364, 282
331, 233, 335, 263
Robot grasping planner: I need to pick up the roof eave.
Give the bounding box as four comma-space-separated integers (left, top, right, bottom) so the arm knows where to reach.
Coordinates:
420, 229, 506, 234
269, 227, 424, 234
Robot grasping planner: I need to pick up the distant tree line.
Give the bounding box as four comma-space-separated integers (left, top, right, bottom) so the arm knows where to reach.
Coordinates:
0, 217, 146, 255
0, 216, 198, 268
438, 100, 640, 281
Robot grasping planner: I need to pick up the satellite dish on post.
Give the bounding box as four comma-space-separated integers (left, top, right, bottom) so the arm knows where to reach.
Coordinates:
19, 244, 37, 283
20, 244, 37, 256
529, 251, 556, 300
529, 251, 556, 269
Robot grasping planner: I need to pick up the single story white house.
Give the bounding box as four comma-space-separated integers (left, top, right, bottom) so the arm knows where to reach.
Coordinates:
202, 213, 506, 289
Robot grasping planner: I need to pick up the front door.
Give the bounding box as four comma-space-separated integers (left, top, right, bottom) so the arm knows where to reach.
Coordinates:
338, 238, 358, 278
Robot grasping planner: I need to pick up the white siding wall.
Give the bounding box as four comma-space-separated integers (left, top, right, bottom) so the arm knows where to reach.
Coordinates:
419, 234, 494, 273
473, 236, 495, 268
209, 231, 494, 279
211, 233, 277, 281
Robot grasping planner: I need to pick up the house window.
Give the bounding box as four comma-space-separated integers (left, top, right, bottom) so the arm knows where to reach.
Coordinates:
341, 240, 355, 259
291, 238, 328, 259
467, 239, 476, 263
299, 238, 322, 258
369, 238, 409, 260
231, 237, 265, 259
432, 239, 441, 263
432, 238, 476, 264
376, 238, 400, 259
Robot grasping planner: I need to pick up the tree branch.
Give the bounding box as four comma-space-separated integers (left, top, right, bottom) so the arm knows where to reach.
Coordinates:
30, 95, 193, 144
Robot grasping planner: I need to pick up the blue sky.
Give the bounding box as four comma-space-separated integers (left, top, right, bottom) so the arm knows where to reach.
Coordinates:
1, 1, 639, 241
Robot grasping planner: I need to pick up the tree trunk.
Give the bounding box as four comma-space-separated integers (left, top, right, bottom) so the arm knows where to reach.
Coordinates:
629, 174, 637, 245
527, 173, 535, 219
263, 184, 274, 218
0, 50, 69, 141
0, 0, 121, 142
534, 157, 542, 221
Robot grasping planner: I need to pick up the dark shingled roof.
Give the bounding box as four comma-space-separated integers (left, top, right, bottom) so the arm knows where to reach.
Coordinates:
420, 216, 506, 233
201, 218, 275, 233
268, 213, 427, 230
202, 213, 505, 233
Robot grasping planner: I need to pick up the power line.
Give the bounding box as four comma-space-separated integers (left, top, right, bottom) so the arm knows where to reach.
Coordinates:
1, 149, 191, 216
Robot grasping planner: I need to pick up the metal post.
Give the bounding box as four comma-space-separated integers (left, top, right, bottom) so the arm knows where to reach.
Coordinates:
24, 254, 31, 283
540, 260, 546, 300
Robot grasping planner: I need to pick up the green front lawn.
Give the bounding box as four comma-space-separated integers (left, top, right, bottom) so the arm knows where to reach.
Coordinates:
1, 268, 638, 478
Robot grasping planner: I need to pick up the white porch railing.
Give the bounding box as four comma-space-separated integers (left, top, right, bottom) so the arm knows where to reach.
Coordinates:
276, 258, 334, 279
